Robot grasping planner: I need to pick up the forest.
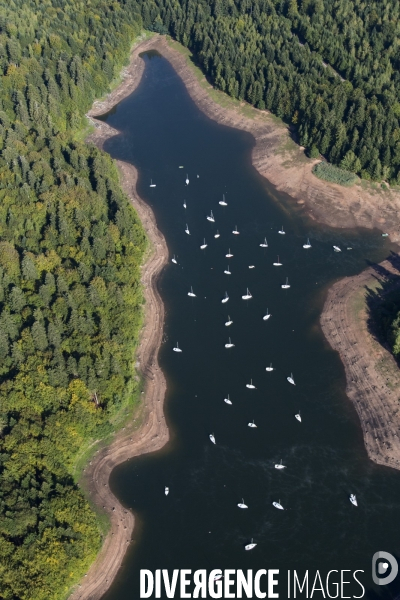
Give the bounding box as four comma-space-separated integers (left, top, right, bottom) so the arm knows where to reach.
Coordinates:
134, 0, 400, 184
0, 0, 145, 598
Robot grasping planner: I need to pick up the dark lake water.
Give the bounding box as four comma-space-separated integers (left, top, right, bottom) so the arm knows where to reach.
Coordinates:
98, 51, 400, 599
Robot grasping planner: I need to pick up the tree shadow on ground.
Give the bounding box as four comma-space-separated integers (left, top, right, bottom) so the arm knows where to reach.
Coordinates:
364, 252, 400, 365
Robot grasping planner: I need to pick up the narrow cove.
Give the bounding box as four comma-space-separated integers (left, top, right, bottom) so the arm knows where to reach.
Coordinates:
97, 51, 400, 599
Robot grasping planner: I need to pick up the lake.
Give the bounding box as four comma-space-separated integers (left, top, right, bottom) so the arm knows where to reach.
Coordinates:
98, 50, 400, 599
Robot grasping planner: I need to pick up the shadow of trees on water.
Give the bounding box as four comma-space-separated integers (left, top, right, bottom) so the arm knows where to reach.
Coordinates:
364, 251, 400, 366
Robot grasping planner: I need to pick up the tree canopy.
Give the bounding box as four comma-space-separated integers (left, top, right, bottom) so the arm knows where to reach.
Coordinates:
0, 1, 145, 598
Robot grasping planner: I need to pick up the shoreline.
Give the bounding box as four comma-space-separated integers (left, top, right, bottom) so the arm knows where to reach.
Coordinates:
320, 259, 400, 470
70, 34, 400, 600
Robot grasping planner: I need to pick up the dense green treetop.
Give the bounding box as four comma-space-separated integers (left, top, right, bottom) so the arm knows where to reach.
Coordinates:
0, 1, 145, 598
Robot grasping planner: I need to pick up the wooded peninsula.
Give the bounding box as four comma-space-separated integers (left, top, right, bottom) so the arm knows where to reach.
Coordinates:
2, 0, 400, 599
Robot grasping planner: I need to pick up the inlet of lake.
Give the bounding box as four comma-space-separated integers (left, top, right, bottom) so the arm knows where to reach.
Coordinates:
98, 51, 400, 599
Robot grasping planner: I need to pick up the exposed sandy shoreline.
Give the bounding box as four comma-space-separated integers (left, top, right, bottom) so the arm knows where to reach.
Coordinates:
321, 258, 400, 470
70, 34, 400, 600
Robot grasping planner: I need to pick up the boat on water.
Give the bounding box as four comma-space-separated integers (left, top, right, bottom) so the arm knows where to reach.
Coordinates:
303, 238, 311, 249
225, 316, 233, 326
333, 246, 341, 252
149, 179, 156, 188
179, 166, 184, 168
207, 210, 215, 222
209, 433, 216, 444
185, 224, 190, 235
226, 249, 233, 258
248, 420, 257, 428
242, 288, 252, 300
382, 233, 389, 237
273, 255, 282, 266
249, 265, 255, 269
281, 278, 290, 289
224, 266, 231, 275
232, 226, 240, 235
219, 194, 228, 206
171, 255, 177, 264
224, 394, 232, 405
183, 201, 187, 209
200, 238, 208, 249
245, 539, 257, 551
165, 487, 169, 495
260, 238, 268, 248
188, 286, 196, 297
266, 363, 274, 372
263, 309, 271, 321
185, 174, 189, 185
287, 373, 295, 385
221, 292, 229, 304
273, 500, 284, 510
238, 499, 248, 509
214, 230, 220, 238
278, 226, 285, 235
350, 494, 358, 507
295, 411, 301, 422
173, 343, 182, 353
246, 379, 256, 389
225, 337, 235, 348
275, 459, 286, 470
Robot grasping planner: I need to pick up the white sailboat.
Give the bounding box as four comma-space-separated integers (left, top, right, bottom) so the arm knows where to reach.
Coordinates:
248, 420, 257, 428
287, 373, 295, 385
172, 255, 177, 264
295, 411, 302, 422
281, 278, 290, 289
333, 246, 341, 252
224, 394, 232, 405
303, 238, 311, 249
224, 266, 231, 275
272, 500, 284, 510
200, 238, 208, 249
278, 226, 285, 235
273, 256, 282, 266
232, 226, 239, 235
185, 174, 189, 185
225, 337, 235, 348
209, 433, 216, 444
242, 288, 252, 300
275, 460, 286, 470
246, 379, 256, 389
238, 499, 248, 509
179, 166, 184, 169
207, 210, 215, 222
245, 539, 257, 551
185, 224, 190, 235
263, 309, 271, 321
173, 343, 182, 353
149, 179, 156, 188
260, 238, 268, 248
165, 486, 169, 495
225, 316, 233, 326
266, 363, 274, 372
349, 494, 358, 507
183, 201, 187, 209
214, 230, 220, 238
226, 249, 233, 258
249, 265, 255, 269
188, 286, 196, 297
221, 292, 229, 304
219, 194, 228, 206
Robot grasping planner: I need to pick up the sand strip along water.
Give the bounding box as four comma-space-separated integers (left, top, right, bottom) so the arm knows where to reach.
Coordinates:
69, 34, 400, 600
